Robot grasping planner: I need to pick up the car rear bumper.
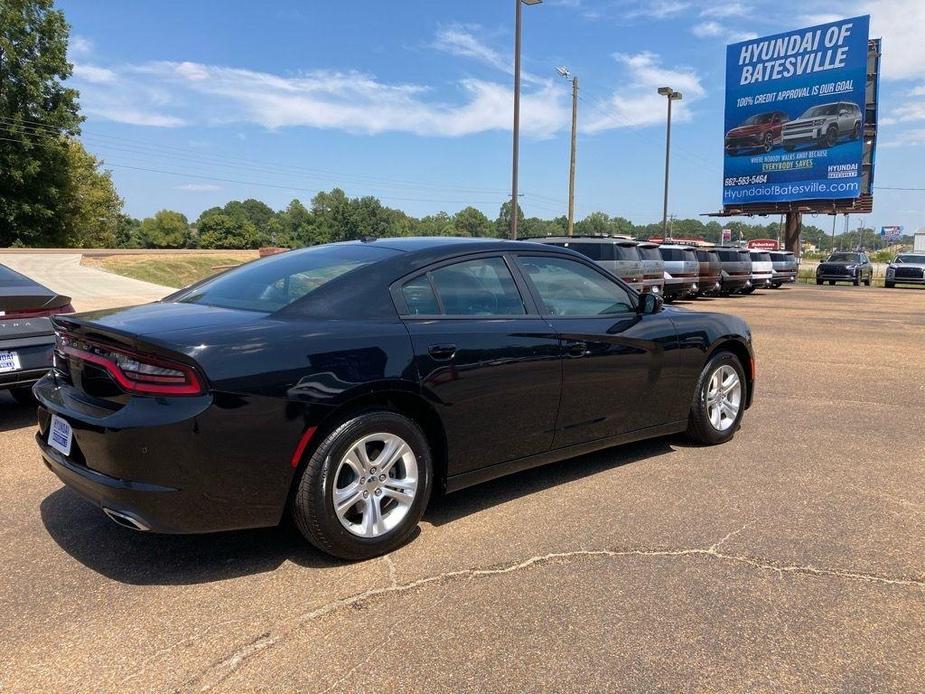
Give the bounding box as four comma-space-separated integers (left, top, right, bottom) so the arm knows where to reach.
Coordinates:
697, 274, 721, 292
33, 374, 303, 534
663, 278, 697, 296
0, 334, 54, 389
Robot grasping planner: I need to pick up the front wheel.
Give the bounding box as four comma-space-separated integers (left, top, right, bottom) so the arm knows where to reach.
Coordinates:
816, 278, 823, 285
686, 352, 747, 445
291, 410, 433, 560
885, 281, 894, 288
8, 386, 37, 406
863, 275, 871, 286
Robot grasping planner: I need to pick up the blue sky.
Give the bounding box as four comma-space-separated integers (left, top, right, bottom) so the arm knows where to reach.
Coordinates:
60, 0, 925, 233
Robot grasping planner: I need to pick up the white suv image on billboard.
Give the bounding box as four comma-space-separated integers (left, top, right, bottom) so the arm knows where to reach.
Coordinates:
781, 102, 861, 151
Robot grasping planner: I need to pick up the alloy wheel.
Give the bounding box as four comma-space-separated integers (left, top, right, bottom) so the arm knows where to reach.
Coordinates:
705, 365, 742, 432
332, 432, 419, 538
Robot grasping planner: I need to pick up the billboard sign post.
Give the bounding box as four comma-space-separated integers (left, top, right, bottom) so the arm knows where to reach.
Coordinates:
723, 16, 870, 207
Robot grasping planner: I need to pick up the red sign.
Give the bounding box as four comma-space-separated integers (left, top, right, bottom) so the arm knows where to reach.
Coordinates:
747, 238, 779, 250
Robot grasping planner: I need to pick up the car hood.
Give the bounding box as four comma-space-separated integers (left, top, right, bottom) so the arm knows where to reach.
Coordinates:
727, 125, 764, 137
889, 262, 925, 269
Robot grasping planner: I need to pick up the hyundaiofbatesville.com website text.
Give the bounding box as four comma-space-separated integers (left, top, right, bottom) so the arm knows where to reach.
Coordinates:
725, 180, 859, 200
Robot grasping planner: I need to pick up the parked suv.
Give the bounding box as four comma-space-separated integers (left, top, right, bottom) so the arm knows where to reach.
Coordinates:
530, 236, 645, 292
745, 251, 774, 293
636, 242, 666, 294
712, 247, 752, 295
725, 111, 789, 155
694, 249, 722, 295
782, 102, 861, 150
885, 253, 925, 288
658, 245, 699, 301
768, 251, 798, 287
815, 252, 872, 286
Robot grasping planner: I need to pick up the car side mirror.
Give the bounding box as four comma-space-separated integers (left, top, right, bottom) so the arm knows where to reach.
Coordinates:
639, 292, 663, 315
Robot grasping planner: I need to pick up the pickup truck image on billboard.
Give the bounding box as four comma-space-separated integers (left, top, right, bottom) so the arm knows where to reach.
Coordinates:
723, 15, 869, 206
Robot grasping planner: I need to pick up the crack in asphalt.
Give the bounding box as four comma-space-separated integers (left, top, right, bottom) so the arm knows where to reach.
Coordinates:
184, 534, 925, 692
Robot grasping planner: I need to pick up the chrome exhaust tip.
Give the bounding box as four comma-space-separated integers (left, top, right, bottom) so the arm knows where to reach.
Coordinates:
103, 508, 150, 531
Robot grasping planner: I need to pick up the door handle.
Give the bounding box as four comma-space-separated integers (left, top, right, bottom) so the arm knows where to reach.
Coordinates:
427, 344, 457, 361
565, 340, 587, 357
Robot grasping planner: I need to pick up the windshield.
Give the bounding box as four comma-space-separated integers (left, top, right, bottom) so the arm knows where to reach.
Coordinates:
828, 253, 861, 263
895, 254, 925, 264
750, 252, 771, 262
802, 104, 841, 118
174, 244, 390, 312
744, 113, 773, 125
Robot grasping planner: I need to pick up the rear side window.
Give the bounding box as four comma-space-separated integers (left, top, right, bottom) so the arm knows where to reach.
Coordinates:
558, 242, 612, 261
416, 257, 526, 316
175, 245, 388, 312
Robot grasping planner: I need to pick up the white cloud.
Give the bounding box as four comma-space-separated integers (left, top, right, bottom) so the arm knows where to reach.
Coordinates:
72, 64, 117, 84
175, 183, 222, 192
692, 21, 724, 38
585, 52, 705, 133
70, 35, 94, 56
626, 0, 690, 19
864, 0, 925, 81
700, 3, 749, 18
432, 26, 545, 85
909, 86, 925, 97
880, 128, 925, 147
70, 59, 567, 138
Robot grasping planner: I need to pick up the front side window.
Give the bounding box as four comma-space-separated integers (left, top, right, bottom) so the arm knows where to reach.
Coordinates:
518, 256, 634, 317
425, 257, 526, 316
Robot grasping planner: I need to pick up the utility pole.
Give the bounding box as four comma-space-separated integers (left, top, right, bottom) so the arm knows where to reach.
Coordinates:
658, 87, 682, 237
510, 0, 543, 240
831, 214, 837, 253
557, 67, 578, 236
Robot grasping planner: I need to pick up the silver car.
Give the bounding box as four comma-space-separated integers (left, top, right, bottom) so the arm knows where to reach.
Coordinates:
769, 251, 798, 287
885, 253, 925, 288
712, 247, 752, 295
530, 236, 645, 292
782, 101, 862, 150
658, 245, 699, 301
636, 242, 665, 295
745, 251, 774, 293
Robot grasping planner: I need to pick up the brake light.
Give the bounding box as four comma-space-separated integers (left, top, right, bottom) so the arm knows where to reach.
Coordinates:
56, 332, 205, 396
1, 303, 75, 320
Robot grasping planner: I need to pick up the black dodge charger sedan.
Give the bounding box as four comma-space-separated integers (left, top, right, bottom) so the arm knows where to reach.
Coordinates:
35, 238, 754, 560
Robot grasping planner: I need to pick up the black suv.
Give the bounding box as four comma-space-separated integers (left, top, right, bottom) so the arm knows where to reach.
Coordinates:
815, 252, 873, 286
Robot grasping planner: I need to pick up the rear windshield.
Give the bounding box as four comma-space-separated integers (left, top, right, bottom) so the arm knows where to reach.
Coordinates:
716, 250, 746, 262
695, 250, 719, 262
659, 248, 695, 262
174, 244, 392, 312
549, 242, 613, 261
768, 252, 793, 260
637, 247, 662, 261
614, 245, 640, 261
750, 252, 772, 262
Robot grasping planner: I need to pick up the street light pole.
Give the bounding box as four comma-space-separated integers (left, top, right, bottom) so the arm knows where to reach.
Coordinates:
658, 87, 682, 239
510, 0, 542, 240
557, 67, 578, 236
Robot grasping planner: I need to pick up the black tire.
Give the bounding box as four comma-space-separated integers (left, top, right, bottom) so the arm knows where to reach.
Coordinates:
851, 122, 860, 140
8, 386, 36, 406
823, 125, 838, 147
291, 410, 433, 561
816, 278, 823, 285
863, 275, 871, 286
829, 280, 836, 285
762, 132, 773, 152
885, 281, 894, 288
685, 351, 747, 445
853, 275, 860, 286
740, 286, 756, 294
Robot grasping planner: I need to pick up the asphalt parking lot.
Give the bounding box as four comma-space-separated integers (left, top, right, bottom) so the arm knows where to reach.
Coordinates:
1, 283, 923, 692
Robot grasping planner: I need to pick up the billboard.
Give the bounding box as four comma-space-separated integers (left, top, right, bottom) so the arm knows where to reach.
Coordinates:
723, 15, 870, 206
880, 225, 902, 241
747, 238, 780, 250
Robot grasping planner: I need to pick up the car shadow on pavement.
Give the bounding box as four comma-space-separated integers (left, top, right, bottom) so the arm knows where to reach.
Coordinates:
425, 437, 674, 526
0, 398, 37, 433
40, 487, 343, 585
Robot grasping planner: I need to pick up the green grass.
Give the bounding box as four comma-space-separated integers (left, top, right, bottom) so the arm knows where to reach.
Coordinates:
85, 252, 258, 288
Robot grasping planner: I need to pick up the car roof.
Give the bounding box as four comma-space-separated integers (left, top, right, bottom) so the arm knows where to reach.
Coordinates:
658, 244, 697, 251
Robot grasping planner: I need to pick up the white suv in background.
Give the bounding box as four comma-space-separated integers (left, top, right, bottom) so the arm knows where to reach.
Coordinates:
781, 101, 861, 150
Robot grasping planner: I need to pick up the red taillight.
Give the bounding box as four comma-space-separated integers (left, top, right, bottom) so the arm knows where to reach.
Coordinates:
2, 303, 75, 320
56, 332, 205, 396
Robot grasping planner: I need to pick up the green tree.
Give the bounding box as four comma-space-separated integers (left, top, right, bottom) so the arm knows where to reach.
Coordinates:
197, 212, 258, 249
0, 0, 82, 246
495, 201, 524, 238
140, 210, 191, 248
115, 214, 142, 248
452, 206, 491, 237
59, 139, 122, 247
